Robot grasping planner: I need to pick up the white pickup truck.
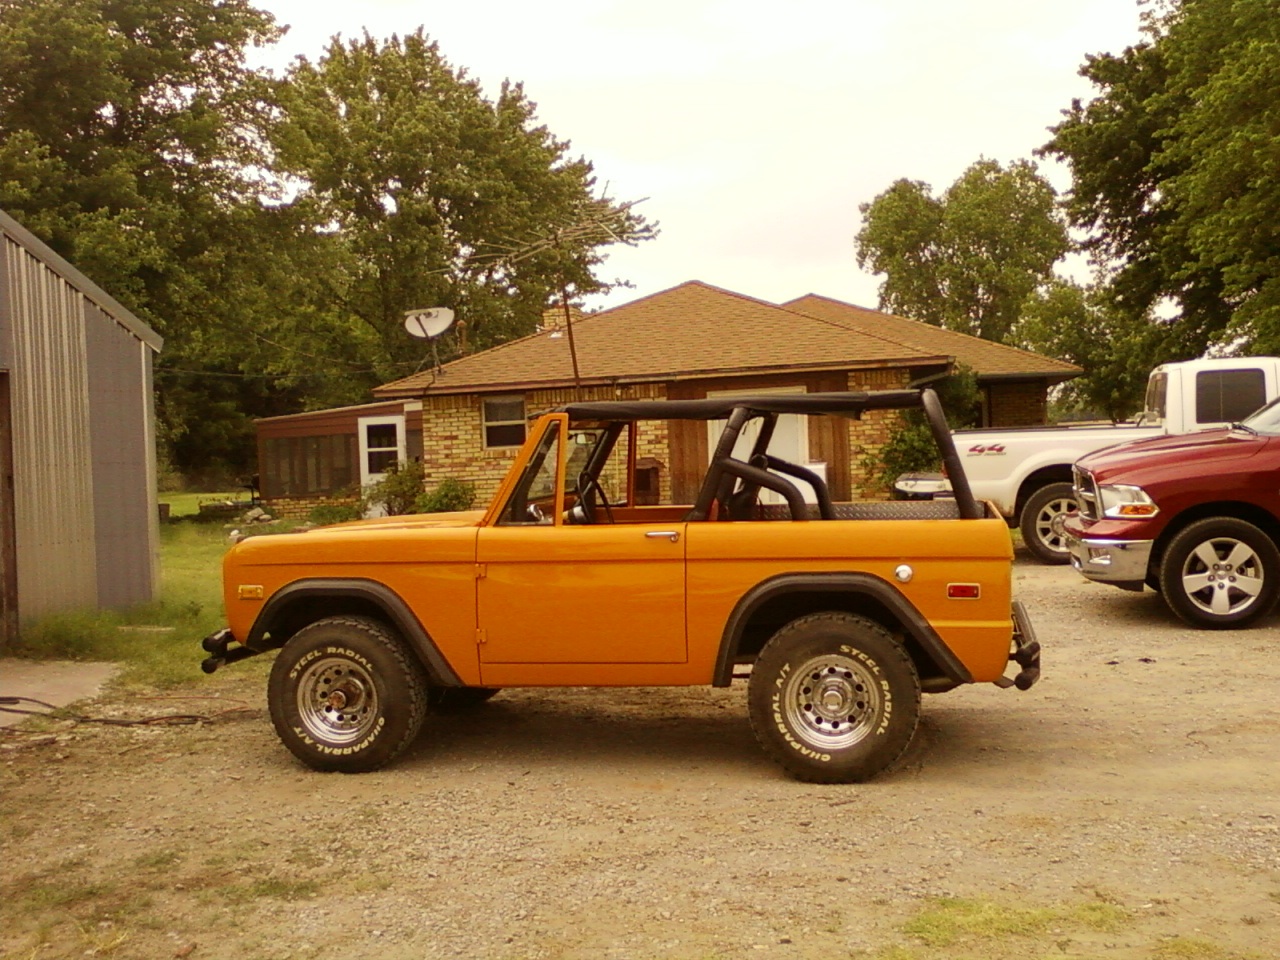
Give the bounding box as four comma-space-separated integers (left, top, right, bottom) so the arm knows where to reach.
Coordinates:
901, 357, 1280, 563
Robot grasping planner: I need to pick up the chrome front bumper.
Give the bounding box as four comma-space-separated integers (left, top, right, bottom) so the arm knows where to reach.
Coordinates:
1066, 534, 1154, 588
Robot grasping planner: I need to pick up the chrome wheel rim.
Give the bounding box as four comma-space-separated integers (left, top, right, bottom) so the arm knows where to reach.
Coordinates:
295, 656, 380, 745
1180, 536, 1265, 618
782, 654, 882, 750
1033, 496, 1076, 555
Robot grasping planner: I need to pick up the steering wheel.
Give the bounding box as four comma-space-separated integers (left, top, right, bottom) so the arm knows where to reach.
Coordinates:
577, 471, 614, 524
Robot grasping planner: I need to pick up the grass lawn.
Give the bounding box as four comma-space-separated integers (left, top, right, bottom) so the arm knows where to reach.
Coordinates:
13, 520, 265, 686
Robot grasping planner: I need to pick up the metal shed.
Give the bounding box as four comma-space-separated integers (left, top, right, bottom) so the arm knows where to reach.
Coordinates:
0, 209, 164, 650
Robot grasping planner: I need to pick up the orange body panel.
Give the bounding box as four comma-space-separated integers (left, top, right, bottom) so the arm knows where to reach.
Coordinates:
476, 524, 686, 665
220, 411, 1022, 689
223, 515, 485, 684
684, 520, 1014, 682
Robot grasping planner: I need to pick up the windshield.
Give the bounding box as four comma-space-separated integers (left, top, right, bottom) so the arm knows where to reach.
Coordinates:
1241, 396, 1280, 435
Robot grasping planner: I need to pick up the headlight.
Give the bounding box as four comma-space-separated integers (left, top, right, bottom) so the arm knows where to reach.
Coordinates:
1098, 483, 1159, 519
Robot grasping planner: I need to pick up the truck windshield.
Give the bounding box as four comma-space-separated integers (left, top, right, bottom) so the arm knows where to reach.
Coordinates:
1143, 372, 1168, 426
1241, 397, 1280, 435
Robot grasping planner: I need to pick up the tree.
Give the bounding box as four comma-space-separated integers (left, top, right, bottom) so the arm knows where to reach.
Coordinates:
1042, 0, 1280, 357
0, 0, 282, 327
0, 0, 289, 477
854, 159, 1069, 343
0, 6, 653, 480
1014, 279, 1156, 420
273, 30, 654, 379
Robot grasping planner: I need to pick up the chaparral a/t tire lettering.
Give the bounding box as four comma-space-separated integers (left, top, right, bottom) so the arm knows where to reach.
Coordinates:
268, 616, 429, 773
747, 612, 920, 783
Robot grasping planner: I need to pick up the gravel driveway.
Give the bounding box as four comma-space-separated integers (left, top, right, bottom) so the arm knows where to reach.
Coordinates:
3, 554, 1279, 959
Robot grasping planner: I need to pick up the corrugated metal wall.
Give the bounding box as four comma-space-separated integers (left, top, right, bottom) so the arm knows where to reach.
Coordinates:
86, 301, 159, 608
3, 236, 99, 617
0, 211, 162, 624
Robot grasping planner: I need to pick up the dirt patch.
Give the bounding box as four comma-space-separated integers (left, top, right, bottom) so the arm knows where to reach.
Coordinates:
3, 555, 1279, 959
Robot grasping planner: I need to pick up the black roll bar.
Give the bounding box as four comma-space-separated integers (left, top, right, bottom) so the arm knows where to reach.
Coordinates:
921, 388, 982, 519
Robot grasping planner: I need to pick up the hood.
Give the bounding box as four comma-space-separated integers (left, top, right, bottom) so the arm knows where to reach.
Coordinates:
228, 508, 488, 564
315, 508, 487, 533
1078, 427, 1265, 480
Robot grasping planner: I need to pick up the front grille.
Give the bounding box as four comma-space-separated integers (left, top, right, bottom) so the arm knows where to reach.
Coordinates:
1073, 465, 1099, 520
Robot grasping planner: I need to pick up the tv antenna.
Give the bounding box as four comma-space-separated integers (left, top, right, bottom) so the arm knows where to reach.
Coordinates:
404, 307, 456, 372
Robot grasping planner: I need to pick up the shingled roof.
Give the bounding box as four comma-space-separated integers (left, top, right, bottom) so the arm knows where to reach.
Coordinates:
374, 281, 952, 399
782, 294, 1081, 383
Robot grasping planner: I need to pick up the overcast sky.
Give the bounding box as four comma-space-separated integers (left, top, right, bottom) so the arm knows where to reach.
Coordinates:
252, 0, 1147, 311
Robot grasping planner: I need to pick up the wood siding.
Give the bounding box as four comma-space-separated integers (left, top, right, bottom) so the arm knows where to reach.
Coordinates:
257, 403, 424, 499
667, 372, 856, 502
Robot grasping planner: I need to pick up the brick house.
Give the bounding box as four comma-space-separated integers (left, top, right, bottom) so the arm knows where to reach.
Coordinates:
256, 281, 1079, 517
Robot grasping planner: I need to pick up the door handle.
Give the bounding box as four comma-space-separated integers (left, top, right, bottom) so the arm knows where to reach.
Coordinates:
645, 530, 680, 543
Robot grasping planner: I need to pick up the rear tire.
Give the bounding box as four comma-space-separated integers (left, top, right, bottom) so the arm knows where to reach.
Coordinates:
268, 616, 429, 772
1019, 482, 1076, 565
747, 613, 920, 783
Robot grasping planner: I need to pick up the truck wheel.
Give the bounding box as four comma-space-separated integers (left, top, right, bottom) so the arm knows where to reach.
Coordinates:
268, 616, 429, 773
747, 613, 920, 783
429, 686, 501, 713
1019, 482, 1077, 565
1159, 518, 1280, 629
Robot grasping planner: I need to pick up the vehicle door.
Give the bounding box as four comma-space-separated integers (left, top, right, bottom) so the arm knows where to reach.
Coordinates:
475, 416, 687, 664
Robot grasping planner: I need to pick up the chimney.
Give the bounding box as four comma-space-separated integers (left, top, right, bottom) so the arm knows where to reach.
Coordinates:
540, 304, 585, 332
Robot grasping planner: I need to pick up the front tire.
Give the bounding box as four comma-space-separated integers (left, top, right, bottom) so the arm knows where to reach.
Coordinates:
747, 613, 920, 783
268, 616, 429, 772
1019, 482, 1076, 565
1159, 518, 1280, 629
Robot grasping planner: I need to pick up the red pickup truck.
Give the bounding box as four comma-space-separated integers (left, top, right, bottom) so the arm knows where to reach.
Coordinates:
1064, 397, 1280, 628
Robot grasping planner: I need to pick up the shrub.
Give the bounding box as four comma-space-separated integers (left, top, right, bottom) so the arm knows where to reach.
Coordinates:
863, 365, 981, 490
309, 502, 362, 525
416, 477, 477, 514
361, 460, 426, 516
312, 469, 476, 521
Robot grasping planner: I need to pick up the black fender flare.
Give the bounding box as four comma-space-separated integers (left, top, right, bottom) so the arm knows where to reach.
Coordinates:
246, 578, 462, 686
712, 572, 974, 687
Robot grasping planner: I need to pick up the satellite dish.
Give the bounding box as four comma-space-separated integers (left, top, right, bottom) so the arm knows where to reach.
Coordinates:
404, 308, 455, 340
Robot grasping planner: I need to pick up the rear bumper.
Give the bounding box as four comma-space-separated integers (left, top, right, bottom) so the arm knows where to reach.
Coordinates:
996, 600, 1040, 690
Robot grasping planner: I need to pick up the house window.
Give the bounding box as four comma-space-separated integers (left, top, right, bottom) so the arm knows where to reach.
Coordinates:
261, 434, 357, 499
483, 396, 526, 448
358, 415, 406, 486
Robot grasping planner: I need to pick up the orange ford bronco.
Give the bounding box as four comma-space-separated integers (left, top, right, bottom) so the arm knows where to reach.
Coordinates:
200, 389, 1040, 782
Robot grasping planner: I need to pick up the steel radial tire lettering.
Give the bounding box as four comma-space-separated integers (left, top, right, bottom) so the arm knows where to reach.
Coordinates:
747, 612, 921, 783
1159, 517, 1280, 629
268, 616, 429, 772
